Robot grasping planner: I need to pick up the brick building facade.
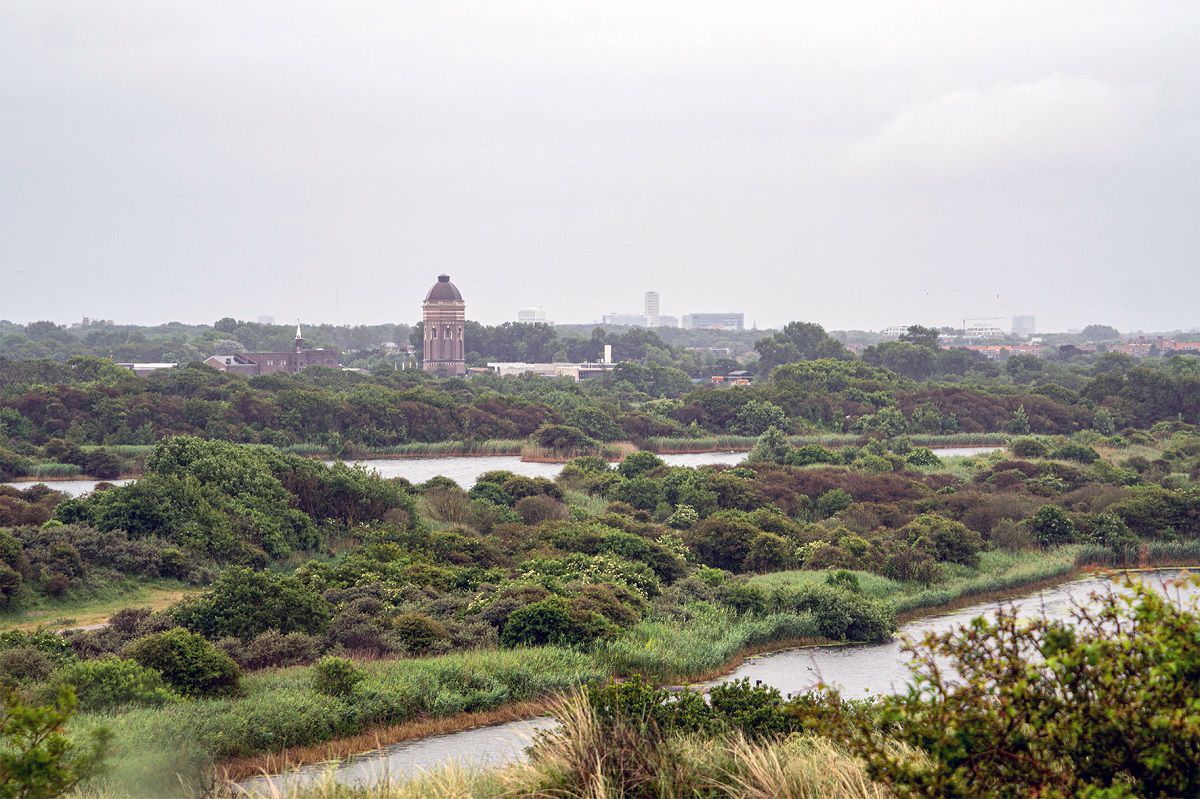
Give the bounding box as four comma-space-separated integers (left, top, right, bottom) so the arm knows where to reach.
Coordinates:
205, 325, 340, 376
422, 275, 466, 375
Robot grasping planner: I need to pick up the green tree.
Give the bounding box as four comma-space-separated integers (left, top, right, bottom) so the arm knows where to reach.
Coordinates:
1, 687, 111, 799
754, 322, 850, 373
1007, 404, 1031, 434
898, 325, 941, 349
1029, 504, 1077, 546
174, 567, 330, 641
734, 399, 788, 436
747, 425, 790, 463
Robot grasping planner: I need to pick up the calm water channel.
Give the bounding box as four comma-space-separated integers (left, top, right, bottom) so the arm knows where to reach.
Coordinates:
235, 569, 1196, 795
3, 447, 999, 496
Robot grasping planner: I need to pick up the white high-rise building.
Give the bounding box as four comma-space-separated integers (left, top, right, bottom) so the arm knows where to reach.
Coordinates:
644, 291, 660, 327
517, 307, 551, 325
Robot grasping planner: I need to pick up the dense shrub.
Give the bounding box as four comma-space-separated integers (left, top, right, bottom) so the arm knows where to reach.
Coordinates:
617, 451, 666, 479
800, 577, 1200, 797
1029, 505, 1077, 546
1009, 437, 1049, 458
389, 613, 451, 656
311, 656, 365, 697
816, 488, 853, 518
0, 646, 56, 687
51, 656, 178, 710
902, 513, 984, 567
124, 627, 241, 697
684, 514, 759, 572
1052, 442, 1100, 464
225, 630, 323, 670
515, 494, 569, 524
742, 532, 795, 572
174, 567, 330, 641
500, 598, 615, 648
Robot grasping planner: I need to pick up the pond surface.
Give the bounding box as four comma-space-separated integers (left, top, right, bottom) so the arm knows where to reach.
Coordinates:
0, 478, 134, 497
2, 447, 1001, 497
237, 568, 1192, 795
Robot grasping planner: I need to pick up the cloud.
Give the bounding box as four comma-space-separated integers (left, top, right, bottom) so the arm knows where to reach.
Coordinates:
845, 75, 1154, 178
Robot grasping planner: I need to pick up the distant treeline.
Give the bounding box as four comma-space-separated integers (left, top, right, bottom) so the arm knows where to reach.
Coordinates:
0, 321, 1195, 465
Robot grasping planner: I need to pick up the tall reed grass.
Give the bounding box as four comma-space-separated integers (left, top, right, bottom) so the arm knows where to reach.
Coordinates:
27, 462, 83, 478
519, 441, 637, 463
645, 432, 1008, 454
287, 440, 528, 458
596, 606, 821, 682
750, 549, 1079, 617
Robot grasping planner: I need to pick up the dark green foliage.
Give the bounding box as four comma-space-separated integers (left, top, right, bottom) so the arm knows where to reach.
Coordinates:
905, 447, 941, 467
1009, 437, 1049, 458
124, 628, 241, 698
310, 656, 365, 697
735, 399, 788, 436
50, 657, 178, 711
612, 477, 665, 511
816, 488, 853, 518
532, 424, 596, 453
902, 514, 983, 567
587, 675, 797, 741
54, 437, 410, 562
0, 687, 111, 799
683, 513, 759, 571
742, 532, 794, 572
1052, 442, 1100, 463
768, 584, 894, 642
825, 569, 861, 593
617, 451, 666, 479
785, 444, 840, 466
467, 481, 513, 507
1029, 504, 1077, 546
173, 567, 330, 641
500, 598, 616, 648
390, 613, 451, 656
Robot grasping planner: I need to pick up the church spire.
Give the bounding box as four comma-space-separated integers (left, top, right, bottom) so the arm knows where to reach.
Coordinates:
294, 321, 303, 352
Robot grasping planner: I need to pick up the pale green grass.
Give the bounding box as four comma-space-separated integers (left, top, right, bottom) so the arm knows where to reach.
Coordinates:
0, 579, 195, 632
750, 548, 1080, 615
563, 489, 608, 517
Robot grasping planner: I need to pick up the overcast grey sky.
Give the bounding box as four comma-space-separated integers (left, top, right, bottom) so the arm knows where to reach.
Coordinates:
2, 2, 1197, 332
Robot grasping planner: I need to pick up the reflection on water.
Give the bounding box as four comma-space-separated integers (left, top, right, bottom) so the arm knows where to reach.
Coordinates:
241, 568, 1191, 794
233, 717, 557, 797
0, 478, 133, 497
2, 447, 1001, 497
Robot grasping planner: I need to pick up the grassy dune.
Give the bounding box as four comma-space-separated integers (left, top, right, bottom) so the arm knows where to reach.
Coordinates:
0, 579, 195, 633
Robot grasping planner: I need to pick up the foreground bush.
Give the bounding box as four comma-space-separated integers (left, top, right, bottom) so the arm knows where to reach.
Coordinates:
800, 576, 1200, 797
1, 687, 110, 799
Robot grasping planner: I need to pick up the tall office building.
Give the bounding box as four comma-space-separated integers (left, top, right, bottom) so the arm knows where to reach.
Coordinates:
1012, 315, 1036, 338
644, 291, 660, 327
517, 307, 550, 325
682, 312, 744, 331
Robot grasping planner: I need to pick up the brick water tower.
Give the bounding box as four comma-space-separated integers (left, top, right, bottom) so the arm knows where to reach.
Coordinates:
422, 274, 466, 375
